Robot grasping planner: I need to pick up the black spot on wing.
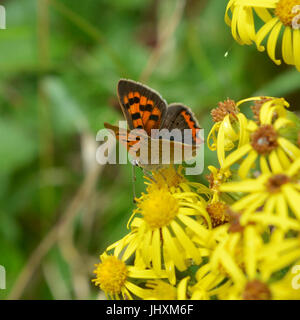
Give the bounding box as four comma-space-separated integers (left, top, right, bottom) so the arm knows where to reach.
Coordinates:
149, 114, 159, 121
132, 112, 141, 120
145, 104, 153, 112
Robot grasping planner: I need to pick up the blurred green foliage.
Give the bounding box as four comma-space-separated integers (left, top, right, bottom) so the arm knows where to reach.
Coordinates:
0, 0, 299, 299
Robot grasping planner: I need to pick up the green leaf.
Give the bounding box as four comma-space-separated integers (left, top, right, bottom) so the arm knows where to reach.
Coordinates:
0, 119, 37, 173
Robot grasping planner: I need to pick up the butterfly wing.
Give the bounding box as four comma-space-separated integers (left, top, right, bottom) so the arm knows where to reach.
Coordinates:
156, 103, 203, 163
104, 122, 142, 156
105, 82, 202, 168
160, 103, 202, 145
117, 79, 167, 134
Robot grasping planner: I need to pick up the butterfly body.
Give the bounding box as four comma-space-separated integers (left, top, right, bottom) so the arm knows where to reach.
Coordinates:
104, 79, 202, 171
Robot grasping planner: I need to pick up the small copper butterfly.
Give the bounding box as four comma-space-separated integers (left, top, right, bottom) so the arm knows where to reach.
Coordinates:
104, 79, 202, 171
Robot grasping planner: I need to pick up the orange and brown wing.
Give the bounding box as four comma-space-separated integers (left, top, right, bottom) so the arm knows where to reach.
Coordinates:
104, 122, 140, 152
160, 103, 202, 146
117, 79, 167, 135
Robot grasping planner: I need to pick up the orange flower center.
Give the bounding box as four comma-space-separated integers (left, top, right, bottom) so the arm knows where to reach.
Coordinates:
92, 256, 127, 295
227, 209, 245, 233
275, 0, 300, 28
206, 202, 230, 228
243, 280, 272, 300
251, 125, 278, 154
266, 174, 290, 193
211, 98, 238, 123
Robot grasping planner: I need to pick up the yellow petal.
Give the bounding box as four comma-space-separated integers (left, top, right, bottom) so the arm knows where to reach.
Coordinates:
282, 27, 294, 65
179, 202, 212, 228
293, 29, 300, 71
276, 148, 291, 170
282, 184, 300, 219
269, 150, 283, 173
142, 230, 153, 267
237, 6, 255, 44
151, 228, 161, 272
124, 281, 148, 299
264, 194, 277, 213
278, 137, 300, 160
236, 96, 273, 108
237, 113, 250, 148
163, 250, 176, 285
122, 235, 139, 262
170, 220, 202, 264
238, 150, 258, 178
178, 213, 210, 240
237, 0, 276, 7
219, 250, 246, 288
220, 180, 264, 193
207, 122, 219, 151
233, 192, 268, 212
231, 5, 244, 44
244, 226, 258, 280
287, 157, 300, 176
222, 144, 253, 169
217, 120, 226, 166
127, 267, 167, 279
276, 194, 288, 219
255, 17, 279, 52
225, 0, 235, 26
254, 7, 273, 22
266, 21, 282, 65
162, 227, 186, 271
260, 156, 271, 174
177, 276, 190, 300
274, 117, 294, 131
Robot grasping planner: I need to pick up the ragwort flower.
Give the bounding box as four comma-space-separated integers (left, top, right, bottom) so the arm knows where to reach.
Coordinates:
225, 0, 300, 71
210, 222, 300, 300
107, 167, 213, 284
92, 253, 168, 300
220, 157, 300, 222
220, 97, 300, 178
208, 98, 249, 166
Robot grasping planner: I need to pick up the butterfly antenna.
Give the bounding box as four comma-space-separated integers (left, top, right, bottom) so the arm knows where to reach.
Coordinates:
143, 169, 157, 183
132, 164, 137, 203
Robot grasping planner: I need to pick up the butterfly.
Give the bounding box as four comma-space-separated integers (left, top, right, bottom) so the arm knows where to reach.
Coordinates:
104, 79, 202, 172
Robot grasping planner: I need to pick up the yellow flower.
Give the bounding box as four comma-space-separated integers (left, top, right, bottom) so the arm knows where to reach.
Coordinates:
225, 0, 259, 45
270, 260, 300, 299
109, 188, 211, 284
92, 253, 168, 300
226, 0, 300, 71
190, 264, 230, 299
207, 99, 249, 166
137, 278, 191, 300
145, 165, 211, 196
210, 222, 300, 299
107, 167, 213, 284
221, 97, 300, 178
220, 157, 300, 224
140, 280, 178, 300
